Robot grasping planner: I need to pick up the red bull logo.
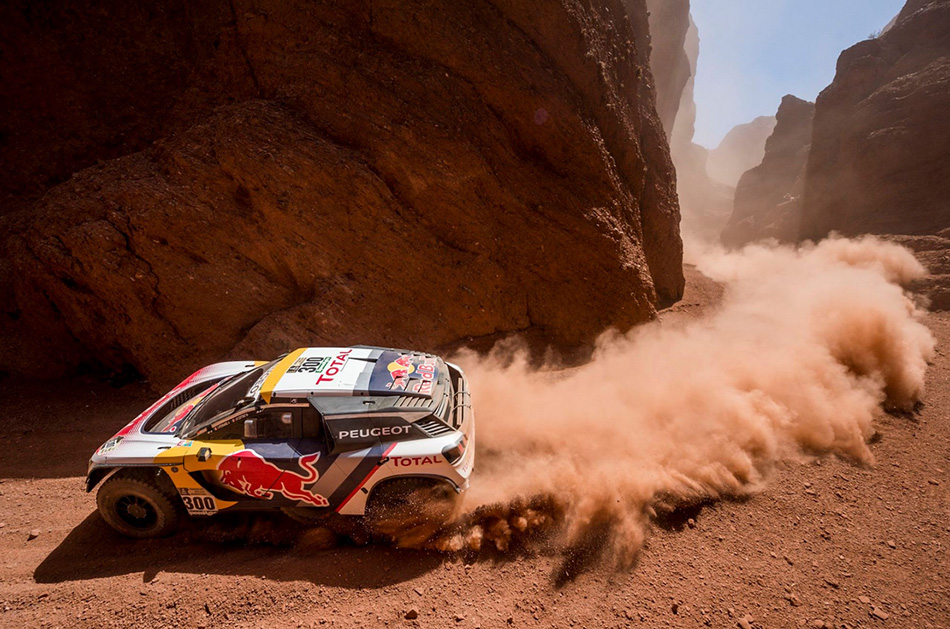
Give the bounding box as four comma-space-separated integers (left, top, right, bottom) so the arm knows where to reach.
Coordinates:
388, 355, 415, 380
216, 449, 329, 507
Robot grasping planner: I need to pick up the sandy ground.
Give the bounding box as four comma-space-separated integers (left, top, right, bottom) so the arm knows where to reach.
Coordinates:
0, 265, 947, 629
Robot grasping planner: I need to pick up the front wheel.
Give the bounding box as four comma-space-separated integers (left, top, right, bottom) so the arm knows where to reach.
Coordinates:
363, 478, 459, 546
96, 471, 183, 538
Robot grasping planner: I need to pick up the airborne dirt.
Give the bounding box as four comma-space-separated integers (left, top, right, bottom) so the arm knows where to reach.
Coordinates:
1, 254, 949, 628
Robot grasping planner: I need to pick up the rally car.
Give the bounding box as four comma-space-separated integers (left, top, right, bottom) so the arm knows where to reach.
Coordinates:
86, 346, 475, 538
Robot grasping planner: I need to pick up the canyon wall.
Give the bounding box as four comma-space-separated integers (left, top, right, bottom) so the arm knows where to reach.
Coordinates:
707, 116, 776, 188
0, 0, 684, 386
644, 4, 733, 241
721, 96, 814, 247
802, 0, 950, 239
643, 0, 691, 140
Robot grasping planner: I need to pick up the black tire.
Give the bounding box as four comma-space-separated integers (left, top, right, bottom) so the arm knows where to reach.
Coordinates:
363, 478, 459, 546
96, 470, 184, 538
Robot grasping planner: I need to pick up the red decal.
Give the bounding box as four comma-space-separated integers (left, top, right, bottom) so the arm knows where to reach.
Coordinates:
336, 443, 398, 513
113, 368, 207, 438
315, 349, 352, 385
388, 354, 415, 380
217, 450, 329, 507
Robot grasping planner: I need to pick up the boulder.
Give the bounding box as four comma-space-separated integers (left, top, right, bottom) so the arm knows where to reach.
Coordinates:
0, 0, 684, 386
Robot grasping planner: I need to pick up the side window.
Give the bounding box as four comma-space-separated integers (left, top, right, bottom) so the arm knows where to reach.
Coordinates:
301, 406, 323, 439
252, 409, 295, 440
205, 415, 247, 440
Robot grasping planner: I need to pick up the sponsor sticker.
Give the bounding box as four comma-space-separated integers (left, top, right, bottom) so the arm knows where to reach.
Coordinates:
369, 352, 440, 394
288, 355, 330, 374
178, 487, 219, 515
411, 358, 437, 395
216, 449, 329, 507
391, 455, 442, 467
314, 349, 352, 385
247, 363, 277, 399
97, 436, 122, 455
336, 425, 412, 440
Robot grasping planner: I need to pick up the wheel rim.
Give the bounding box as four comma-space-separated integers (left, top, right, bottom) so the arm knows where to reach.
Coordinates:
115, 494, 159, 530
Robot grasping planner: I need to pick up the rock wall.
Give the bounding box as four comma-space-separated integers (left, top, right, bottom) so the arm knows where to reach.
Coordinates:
722, 96, 814, 247
707, 116, 777, 187
0, 1, 240, 216
802, 0, 950, 239
0, 0, 684, 386
642, 5, 733, 241
643, 0, 691, 140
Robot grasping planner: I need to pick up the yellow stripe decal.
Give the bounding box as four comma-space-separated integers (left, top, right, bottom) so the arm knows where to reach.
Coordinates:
260, 348, 305, 403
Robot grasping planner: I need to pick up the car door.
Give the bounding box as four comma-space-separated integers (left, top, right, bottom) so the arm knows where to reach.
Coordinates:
280, 405, 337, 508
207, 406, 300, 502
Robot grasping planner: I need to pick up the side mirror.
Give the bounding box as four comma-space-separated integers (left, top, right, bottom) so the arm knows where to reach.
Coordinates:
244, 418, 258, 439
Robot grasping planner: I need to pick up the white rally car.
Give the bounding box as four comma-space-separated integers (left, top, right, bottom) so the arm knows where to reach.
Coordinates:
86, 347, 474, 538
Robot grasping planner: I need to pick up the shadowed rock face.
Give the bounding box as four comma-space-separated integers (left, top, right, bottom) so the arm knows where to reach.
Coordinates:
722, 96, 814, 248
0, 1, 237, 216
0, 0, 684, 386
643, 0, 691, 140
802, 0, 950, 239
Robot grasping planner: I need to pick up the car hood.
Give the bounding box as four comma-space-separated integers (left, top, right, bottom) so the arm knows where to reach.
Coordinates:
90, 431, 181, 468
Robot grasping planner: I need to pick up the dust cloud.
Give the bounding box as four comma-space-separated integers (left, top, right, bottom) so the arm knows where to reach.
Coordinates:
426, 236, 934, 564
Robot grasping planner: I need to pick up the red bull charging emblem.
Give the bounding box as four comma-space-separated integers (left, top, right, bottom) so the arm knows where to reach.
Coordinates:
217, 449, 330, 507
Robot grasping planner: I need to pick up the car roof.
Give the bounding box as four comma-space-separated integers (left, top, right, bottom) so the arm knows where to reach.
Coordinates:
254, 347, 445, 404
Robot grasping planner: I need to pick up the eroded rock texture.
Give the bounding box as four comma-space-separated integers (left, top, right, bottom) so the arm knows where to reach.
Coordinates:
802, 0, 950, 239
722, 96, 814, 247
643, 0, 691, 140
0, 0, 684, 386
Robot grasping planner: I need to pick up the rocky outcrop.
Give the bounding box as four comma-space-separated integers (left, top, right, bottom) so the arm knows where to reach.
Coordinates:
801, 0, 950, 239
0, 1, 242, 216
644, 0, 692, 139
721, 96, 815, 248
673, 18, 735, 241
643, 7, 734, 241
669, 15, 699, 159
0, 0, 684, 386
707, 116, 777, 187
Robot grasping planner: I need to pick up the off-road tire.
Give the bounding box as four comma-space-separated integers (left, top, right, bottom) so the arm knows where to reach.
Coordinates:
363, 477, 459, 545
96, 469, 184, 538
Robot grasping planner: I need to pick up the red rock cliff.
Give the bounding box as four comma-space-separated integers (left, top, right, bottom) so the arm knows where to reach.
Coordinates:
722, 96, 815, 247
802, 0, 950, 239
0, 0, 684, 385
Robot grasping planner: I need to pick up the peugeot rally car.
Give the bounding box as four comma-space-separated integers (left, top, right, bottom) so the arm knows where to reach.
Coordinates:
86, 347, 474, 538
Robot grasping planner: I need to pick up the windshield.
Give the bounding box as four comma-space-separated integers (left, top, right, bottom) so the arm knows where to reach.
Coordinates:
179, 361, 277, 437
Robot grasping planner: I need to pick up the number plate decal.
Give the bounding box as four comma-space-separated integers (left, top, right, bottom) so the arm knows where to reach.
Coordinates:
178, 487, 219, 515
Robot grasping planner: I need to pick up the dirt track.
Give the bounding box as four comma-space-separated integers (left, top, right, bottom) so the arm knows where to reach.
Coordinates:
0, 267, 948, 629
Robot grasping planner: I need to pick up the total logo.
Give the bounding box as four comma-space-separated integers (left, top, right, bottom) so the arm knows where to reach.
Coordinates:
391, 456, 442, 467
314, 349, 352, 385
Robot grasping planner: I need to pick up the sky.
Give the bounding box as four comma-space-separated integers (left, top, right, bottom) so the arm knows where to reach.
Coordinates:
690, 0, 906, 149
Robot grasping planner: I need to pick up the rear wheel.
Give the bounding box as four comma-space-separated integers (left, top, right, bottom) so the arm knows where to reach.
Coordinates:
96, 470, 183, 538
364, 478, 459, 546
